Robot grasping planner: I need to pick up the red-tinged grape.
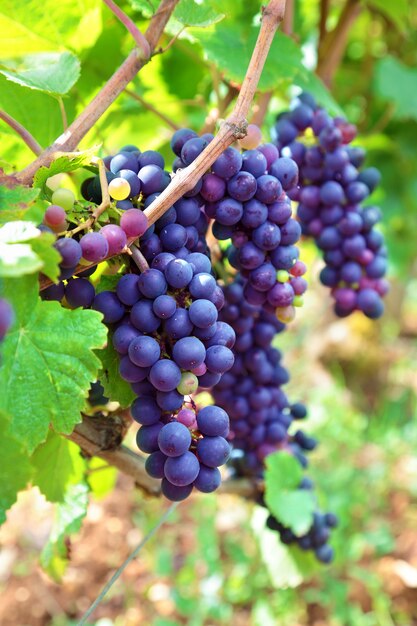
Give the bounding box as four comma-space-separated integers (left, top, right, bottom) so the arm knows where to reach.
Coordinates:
120, 209, 148, 238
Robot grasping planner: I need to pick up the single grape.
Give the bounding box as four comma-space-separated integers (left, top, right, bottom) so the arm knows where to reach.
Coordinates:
158, 422, 191, 457
120, 209, 148, 238
164, 451, 200, 486
51, 188, 75, 211
80, 232, 109, 262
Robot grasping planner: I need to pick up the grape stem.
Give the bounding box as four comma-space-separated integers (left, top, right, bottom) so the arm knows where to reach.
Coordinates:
15, 0, 180, 185
316, 0, 362, 86
102, 0, 151, 59
38, 0, 287, 291
66, 159, 111, 235
129, 243, 150, 272
66, 414, 261, 498
0, 109, 42, 156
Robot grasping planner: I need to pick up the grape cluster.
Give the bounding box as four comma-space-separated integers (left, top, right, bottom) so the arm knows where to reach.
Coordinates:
109, 216, 235, 500
170, 128, 307, 324
211, 276, 337, 562
274, 92, 388, 318
0, 298, 14, 342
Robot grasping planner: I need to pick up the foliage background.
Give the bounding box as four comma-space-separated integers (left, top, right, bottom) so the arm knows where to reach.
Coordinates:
1, 0, 417, 624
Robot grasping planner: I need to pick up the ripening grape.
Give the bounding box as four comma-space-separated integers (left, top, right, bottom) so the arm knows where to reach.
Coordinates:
52, 188, 75, 211
108, 177, 131, 201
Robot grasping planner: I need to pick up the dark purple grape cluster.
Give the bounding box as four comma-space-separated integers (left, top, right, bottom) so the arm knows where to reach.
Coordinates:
211, 276, 337, 562
109, 215, 235, 500
274, 92, 388, 319
0, 298, 14, 342
169, 128, 307, 324
266, 506, 338, 563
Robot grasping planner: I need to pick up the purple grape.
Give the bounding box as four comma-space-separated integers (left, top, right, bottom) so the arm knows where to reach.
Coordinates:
196, 436, 230, 467
80, 232, 109, 262
130, 299, 161, 333
128, 335, 161, 367
156, 389, 184, 411
161, 478, 193, 501
170, 128, 198, 157
118, 169, 141, 197
112, 324, 140, 354
254, 175, 282, 204
137, 269, 167, 298
158, 422, 191, 457
153, 294, 177, 319
164, 452, 200, 486
136, 422, 164, 453
194, 465, 221, 493
215, 198, 243, 226
241, 149, 267, 177
0, 298, 14, 339
172, 336, 206, 369
174, 198, 201, 226
197, 406, 229, 437
138, 150, 165, 169
212, 147, 243, 180
270, 158, 299, 190
227, 171, 257, 202
188, 299, 218, 328
149, 359, 182, 392
145, 451, 167, 478
165, 259, 193, 288
110, 152, 139, 174
201, 173, 226, 202
100, 224, 127, 256
92, 291, 125, 323
116, 273, 141, 306
41, 282, 65, 302
119, 356, 149, 383
138, 165, 169, 195
205, 345, 234, 374
54, 238, 82, 268
131, 396, 162, 425
164, 308, 194, 339
65, 278, 95, 308
252, 221, 281, 251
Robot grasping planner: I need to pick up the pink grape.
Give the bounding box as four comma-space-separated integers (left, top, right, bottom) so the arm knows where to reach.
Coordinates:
120, 209, 148, 238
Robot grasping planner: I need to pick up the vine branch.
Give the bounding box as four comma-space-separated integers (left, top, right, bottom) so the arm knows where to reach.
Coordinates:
0, 109, 42, 156
39, 0, 287, 291
316, 0, 361, 86
16, 0, 179, 185
102, 0, 151, 58
66, 415, 260, 498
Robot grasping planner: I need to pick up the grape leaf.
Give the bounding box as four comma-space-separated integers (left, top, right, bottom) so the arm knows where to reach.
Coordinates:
264, 452, 315, 536
88, 457, 117, 500
0, 222, 60, 280
0, 0, 102, 57
0, 52, 81, 96
0, 75, 67, 150
197, 26, 305, 90
40, 482, 89, 581
0, 275, 107, 452
33, 147, 98, 196
97, 336, 135, 408
174, 0, 225, 27
366, 0, 409, 31
373, 56, 417, 121
31, 430, 86, 503
0, 409, 33, 524
0, 182, 45, 224
251, 506, 319, 588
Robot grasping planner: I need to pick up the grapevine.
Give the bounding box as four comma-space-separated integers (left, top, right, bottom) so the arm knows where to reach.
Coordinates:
0, 0, 403, 621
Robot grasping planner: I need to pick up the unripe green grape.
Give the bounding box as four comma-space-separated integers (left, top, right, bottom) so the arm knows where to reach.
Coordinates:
276, 270, 290, 283
52, 188, 75, 211
177, 372, 198, 395
108, 177, 131, 200
293, 295, 304, 307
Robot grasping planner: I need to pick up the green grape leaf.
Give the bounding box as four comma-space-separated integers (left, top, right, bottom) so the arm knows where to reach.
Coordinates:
0, 0, 102, 57
40, 482, 89, 581
0, 222, 60, 280
30, 232, 60, 282
0, 275, 107, 453
0, 52, 81, 96
0, 409, 33, 524
33, 147, 98, 196
174, 0, 225, 27
88, 457, 117, 500
0, 181, 45, 224
251, 506, 319, 588
0, 75, 67, 150
97, 336, 135, 408
264, 452, 315, 536
31, 430, 86, 503
366, 0, 409, 31
197, 26, 305, 90
373, 55, 417, 120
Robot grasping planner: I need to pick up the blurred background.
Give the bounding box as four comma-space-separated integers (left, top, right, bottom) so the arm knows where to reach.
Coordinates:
1, 0, 417, 624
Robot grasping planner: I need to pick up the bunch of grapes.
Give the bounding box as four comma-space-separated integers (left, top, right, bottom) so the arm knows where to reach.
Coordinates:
169, 128, 307, 324
211, 275, 337, 562
273, 92, 388, 318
